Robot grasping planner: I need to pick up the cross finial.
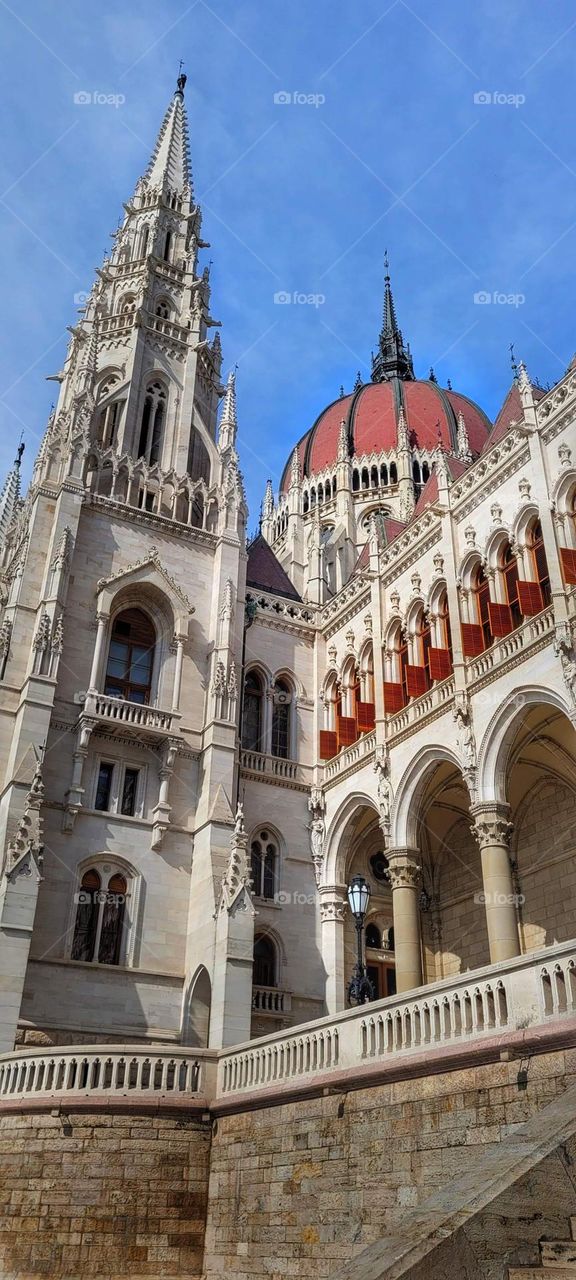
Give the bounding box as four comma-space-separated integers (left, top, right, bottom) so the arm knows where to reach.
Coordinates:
384, 248, 389, 276
176, 62, 187, 95
509, 342, 518, 377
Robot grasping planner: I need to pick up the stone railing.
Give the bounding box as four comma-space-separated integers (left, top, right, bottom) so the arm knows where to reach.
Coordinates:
240, 750, 311, 785
0, 1044, 216, 1105
218, 942, 576, 1096
2, 946, 574, 1111
466, 606, 554, 685
83, 693, 180, 738
323, 730, 376, 784
144, 311, 190, 345
252, 986, 292, 1015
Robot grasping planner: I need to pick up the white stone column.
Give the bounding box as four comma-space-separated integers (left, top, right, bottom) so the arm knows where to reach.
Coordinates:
471, 802, 521, 963
172, 634, 185, 710
387, 848, 423, 993
319, 884, 347, 1015
88, 612, 108, 692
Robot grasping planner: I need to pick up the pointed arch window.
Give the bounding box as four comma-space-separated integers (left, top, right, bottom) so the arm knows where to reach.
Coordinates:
501, 542, 522, 629
472, 563, 493, 649
138, 381, 166, 465
242, 671, 264, 751
97, 399, 122, 449
71, 868, 128, 965
163, 230, 172, 262
104, 608, 155, 704
253, 933, 276, 986
138, 225, 149, 258
251, 832, 278, 900
525, 519, 551, 609
271, 679, 291, 759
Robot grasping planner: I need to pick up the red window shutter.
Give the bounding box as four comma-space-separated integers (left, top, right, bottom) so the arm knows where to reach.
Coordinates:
461, 623, 485, 657
517, 580, 544, 616
319, 730, 338, 760
488, 602, 513, 637
356, 701, 376, 732
383, 681, 405, 714
337, 716, 357, 749
560, 547, 576, 585
405, 665, 429, 699
428, 647, 453, 682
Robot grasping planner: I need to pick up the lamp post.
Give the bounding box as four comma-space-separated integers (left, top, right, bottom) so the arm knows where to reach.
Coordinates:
347, 874, 375, 1005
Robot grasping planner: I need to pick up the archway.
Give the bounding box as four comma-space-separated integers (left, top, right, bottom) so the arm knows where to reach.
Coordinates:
322, 796, 390, 1012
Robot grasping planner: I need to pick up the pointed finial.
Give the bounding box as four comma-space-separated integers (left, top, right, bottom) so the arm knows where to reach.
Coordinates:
456, 410, 472, 464
290, 447, 300, 489
372, 251, 415, 384
16, 440, 25, 467
176, 63, 187, 95
396, 404, 409, 450
263, 478, 274, 519
354, 370, 363, 391
384, 248, 390, 277
429, 366, 437, 383
218, 368, 237, 451
510, 342, 518, 380
446, 378, 452, 391
339, 384, 344, 399
337, 417, 348, 463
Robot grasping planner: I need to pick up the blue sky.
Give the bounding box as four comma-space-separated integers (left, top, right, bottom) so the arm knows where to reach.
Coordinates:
1, 1, 575, 521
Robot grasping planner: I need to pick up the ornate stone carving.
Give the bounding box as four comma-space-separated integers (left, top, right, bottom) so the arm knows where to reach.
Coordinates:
373, 744, 393, 836
0, 617, 12, 659
212, 659, 227, 697
307, 786, 326, 886
433, 552, 444, 576
6, 753, 44, 877
319, 891, 346, 924
470, 803, 513, 850
218, 803, 254, 914
553, 622, 576, 710
452, 694, 477, 800
363, 612, 373, 635
387, 852, 421, 891
227, 661, 237, 701
219, 578, 234, 621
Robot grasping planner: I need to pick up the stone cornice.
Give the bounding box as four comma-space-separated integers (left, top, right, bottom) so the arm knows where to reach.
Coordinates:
88, 494, 218, 548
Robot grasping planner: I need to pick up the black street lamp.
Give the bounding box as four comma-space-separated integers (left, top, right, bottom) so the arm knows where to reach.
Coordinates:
347, 874, 375, 1006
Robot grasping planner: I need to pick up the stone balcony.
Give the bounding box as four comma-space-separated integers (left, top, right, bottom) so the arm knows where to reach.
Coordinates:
81, 691, 181, 746
251, 985, 292, 1016
240, 748, 311, 787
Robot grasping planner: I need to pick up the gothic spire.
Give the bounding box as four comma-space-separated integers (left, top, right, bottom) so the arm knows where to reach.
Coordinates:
371, 252, 415, 384
0, 442, 24, 547
218, 369, 237, 452
142, 73, 192, 194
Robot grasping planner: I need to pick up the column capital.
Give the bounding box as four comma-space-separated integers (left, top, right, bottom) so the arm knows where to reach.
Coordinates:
470, 802, 513, 849
386, 847, 421, 890
319, 883, 347, 923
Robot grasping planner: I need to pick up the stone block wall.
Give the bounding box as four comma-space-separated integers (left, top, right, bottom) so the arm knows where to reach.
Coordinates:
0, 1108, 210, 1278
203, 1045, 576, 1279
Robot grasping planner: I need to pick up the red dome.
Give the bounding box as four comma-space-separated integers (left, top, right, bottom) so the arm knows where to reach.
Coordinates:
280, 378, 491, 493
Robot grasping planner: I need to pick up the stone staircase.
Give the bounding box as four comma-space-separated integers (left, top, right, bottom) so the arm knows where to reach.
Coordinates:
509, 1218, 576, 1278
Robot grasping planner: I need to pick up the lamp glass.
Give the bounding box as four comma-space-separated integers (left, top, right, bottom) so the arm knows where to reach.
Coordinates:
347, 874, 371, 920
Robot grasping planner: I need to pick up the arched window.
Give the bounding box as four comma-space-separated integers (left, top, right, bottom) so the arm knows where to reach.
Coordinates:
104, 609, 155, 703
163, 230, 172, 262
438, 589, 452, 658
119, 294, 136, 317
361, 467, 369, 489
271, 679, 291, 759
97, 399, 121, 449
380, 463, 388, 486
138, 381, 166, 465
352, 470, 360, 492
528, 520, 551, 607
500, 542, 521, 628
242, 671, 264, 751
365, 923, 381, 949
471, 564, 492, 649
251, 832, 277, 900
138, 225, 149, 258
422, 461, 430, 483
303, 491, 309, 514
253, 934, 276, 987
389, 462, 398, 484
371, 466, 379, 488
415, 609, 432, 687
318, 483, 324, 504
71, 867, 128, 965
155, 301, 170, 320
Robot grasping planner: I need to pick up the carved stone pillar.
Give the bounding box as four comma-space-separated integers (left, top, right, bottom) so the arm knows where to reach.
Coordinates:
151, 738, 179, 850
470, 802, 521, 963
172, 633, 185, 711
319, 884, 347, 1015
88, 612, 108, 692
387, 848, 423, 993
63, 717, 96, 832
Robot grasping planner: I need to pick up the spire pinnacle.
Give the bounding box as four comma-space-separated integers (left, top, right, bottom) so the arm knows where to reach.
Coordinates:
371, 253, 415, 384
263, 479, 274, 519
142, 81, 192, 194
0, 441, 24, 548
218, 369, 237, 452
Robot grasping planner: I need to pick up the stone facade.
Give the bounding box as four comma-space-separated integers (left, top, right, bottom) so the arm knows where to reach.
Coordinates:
0, 75, 574, 1084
